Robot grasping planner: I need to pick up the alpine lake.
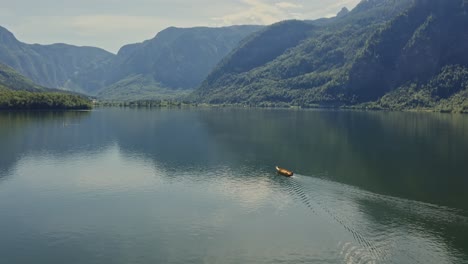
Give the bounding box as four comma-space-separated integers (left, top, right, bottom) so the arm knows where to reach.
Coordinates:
0, 107, 467, 264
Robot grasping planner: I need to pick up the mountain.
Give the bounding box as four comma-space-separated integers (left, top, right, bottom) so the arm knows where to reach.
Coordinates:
194, 0, 468, 112
194, 0, 415, 104
96, 25, 262, 101
0, 63, 46, 92
337, 7, 350, 17
0, 26, 114, 94
0, 25, 262, 100
347, 0, 468, 111
0, 63, 92, 109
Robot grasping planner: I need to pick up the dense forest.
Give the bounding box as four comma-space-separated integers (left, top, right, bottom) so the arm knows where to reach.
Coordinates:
0, 64, 92, 110
194, 0, 468, 112
0, 89, 92, 110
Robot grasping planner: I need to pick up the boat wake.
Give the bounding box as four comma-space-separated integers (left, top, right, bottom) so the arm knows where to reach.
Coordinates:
285, 175, 384, 263
281, 173, 468, 264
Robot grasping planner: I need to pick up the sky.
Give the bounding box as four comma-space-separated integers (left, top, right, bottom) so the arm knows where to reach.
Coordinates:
0, 0, 360, 53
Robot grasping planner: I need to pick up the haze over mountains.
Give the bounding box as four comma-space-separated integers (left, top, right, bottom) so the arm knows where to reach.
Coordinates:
1, 0, 467, 111
97, 25, 263, 101
0, 26, 113, 95
0, 25, 262, 100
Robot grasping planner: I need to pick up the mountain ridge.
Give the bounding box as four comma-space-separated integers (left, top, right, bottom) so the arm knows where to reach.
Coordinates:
0, 25, 262, 100
0, 27, 114, 94
193, 0, 468, 112
194, 0, 415, 103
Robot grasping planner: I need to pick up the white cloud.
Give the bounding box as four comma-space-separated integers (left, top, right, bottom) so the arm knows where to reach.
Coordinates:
211, 0, 361, 26
70, 15, 174, 35
275, 2, 302, 9
212, 0, 305, 25
302, 0, 360, 19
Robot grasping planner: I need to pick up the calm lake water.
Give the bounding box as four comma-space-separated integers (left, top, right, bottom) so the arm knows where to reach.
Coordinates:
0, 108, 467, 264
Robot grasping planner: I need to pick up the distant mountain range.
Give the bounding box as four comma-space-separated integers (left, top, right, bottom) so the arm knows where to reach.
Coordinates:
0, 25, 262, 100
0, 27, 113, 94
1, 0, 467, 112
97, 25, 263, 101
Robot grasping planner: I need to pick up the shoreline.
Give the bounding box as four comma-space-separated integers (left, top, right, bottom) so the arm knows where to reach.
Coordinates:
92, 101, 468, 114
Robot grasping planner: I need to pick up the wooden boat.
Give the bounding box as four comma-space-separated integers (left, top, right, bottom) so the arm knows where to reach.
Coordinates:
276, 166, 294, 177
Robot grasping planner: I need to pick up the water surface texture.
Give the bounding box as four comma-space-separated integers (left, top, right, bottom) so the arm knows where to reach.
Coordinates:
0, 108, 467, 264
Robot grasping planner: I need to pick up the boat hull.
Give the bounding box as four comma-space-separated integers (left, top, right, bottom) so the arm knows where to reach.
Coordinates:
276, 166, 293, 177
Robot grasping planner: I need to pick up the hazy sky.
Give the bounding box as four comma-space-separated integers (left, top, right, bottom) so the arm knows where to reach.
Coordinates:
0, 0, 360, 53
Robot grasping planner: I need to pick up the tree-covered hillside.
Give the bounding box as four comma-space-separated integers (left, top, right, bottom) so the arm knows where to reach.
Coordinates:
346, 0, 468, 108
0, 63, 46, 92
194, 0, 468, 112
0, 63, 92, 109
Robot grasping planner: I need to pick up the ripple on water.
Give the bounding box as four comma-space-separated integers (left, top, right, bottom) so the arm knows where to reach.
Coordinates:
284, 174, 468, 264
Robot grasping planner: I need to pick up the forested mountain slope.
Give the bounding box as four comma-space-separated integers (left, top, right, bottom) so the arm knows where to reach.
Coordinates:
194, 0, 468, 112
0, 63, 46, 92
0, 63, 92, 109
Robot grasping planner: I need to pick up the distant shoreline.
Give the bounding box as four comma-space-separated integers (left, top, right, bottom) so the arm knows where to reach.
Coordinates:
93, 100, 468, 114
0, 90, 93, 110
